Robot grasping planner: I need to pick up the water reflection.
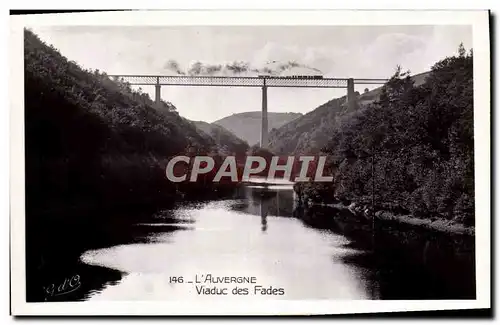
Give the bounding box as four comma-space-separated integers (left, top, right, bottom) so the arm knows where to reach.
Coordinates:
73, 180, 474, 301
79, 183, 375, 300
229, 184, 298, 233
259, 198, 267, 233
231, 184, 295, 218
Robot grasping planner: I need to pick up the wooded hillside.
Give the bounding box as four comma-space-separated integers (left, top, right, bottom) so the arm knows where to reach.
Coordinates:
299, 45, 474, 226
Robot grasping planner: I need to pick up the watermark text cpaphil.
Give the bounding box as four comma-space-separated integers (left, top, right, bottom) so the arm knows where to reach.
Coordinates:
165, 155, 333, 183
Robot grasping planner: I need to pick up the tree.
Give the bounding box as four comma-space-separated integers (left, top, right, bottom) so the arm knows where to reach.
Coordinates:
458, 42, 466, 57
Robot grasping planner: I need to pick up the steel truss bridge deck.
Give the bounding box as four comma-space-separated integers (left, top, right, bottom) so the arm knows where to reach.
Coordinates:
108, 75, 388, 88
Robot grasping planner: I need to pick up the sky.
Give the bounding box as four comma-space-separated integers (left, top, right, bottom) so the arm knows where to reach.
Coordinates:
30, 25, 472, 123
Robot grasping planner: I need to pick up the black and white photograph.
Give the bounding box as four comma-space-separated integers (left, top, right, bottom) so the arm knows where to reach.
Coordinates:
9, 10, 490, 315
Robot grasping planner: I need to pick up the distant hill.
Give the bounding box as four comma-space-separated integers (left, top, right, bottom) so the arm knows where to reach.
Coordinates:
268, 72, 431, 155
213, 111, 302, 146
191, 120, 249, 154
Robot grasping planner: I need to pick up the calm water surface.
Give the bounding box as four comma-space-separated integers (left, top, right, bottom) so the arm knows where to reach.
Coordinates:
72, 180, 474, 301
80, 183, 379, 300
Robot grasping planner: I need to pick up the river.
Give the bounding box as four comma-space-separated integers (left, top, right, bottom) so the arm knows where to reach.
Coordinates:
30, 180, 475, 302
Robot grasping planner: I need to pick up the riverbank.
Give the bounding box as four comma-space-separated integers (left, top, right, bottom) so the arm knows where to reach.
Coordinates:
293, 180, 474, 237
307, 201, 475, 237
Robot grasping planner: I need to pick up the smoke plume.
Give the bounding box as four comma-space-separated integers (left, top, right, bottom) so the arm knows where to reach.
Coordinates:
163, 59, 323, 76
164, 59, 185, 75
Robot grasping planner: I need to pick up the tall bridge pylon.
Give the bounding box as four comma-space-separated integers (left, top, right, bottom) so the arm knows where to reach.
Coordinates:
108, 75, 388, 148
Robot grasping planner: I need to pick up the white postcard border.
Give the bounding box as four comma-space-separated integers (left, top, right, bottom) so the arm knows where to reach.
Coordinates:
9, 9, 490, 315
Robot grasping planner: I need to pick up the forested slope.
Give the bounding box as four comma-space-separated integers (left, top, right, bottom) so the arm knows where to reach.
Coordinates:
268, 73, 431, 155
267, 96, 350, 154
192, 120, 249, 155
24, 29, 220, 217
299, 45, 474, 227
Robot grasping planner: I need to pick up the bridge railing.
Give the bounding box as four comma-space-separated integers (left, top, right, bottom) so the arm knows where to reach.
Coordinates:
108, 75, 387, 88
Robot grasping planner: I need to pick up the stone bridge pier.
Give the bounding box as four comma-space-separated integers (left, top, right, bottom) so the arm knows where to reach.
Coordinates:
155, 77, 161, 106
261, 79, 268, 149
347, 78, 356, 111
